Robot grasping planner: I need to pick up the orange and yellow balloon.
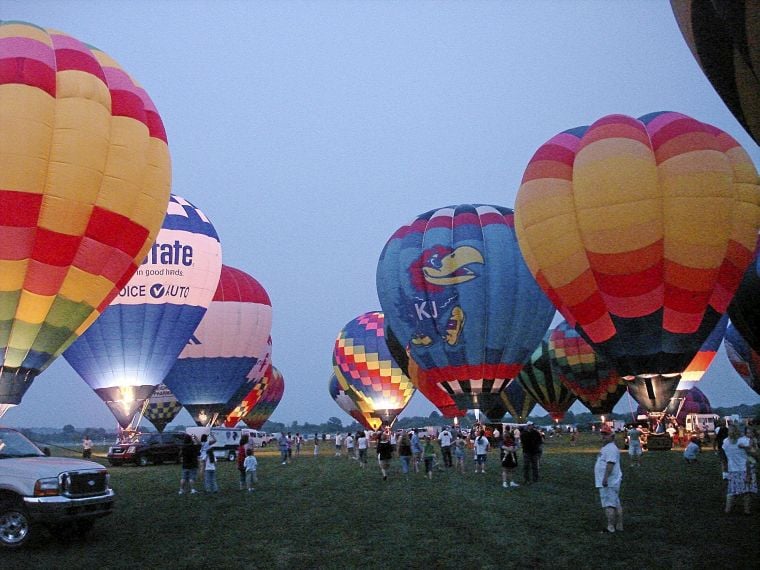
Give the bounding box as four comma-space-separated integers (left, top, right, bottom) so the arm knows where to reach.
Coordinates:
0, 21, 171, 414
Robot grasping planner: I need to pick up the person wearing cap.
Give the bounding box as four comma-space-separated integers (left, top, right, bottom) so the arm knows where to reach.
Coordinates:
595, 424, 623, 533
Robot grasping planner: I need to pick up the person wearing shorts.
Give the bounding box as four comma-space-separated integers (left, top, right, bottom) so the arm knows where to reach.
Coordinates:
595, 424, 623, 533
627, 425, 643, 467
474, 430, 489, 474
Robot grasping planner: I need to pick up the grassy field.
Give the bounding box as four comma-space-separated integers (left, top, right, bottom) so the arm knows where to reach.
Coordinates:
4, 433, 757, 569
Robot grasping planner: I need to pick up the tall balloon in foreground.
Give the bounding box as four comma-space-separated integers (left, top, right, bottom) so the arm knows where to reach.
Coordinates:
0, 22, 171, 415
515, 112, 760, 378
671, 1, 760, 146
724, 323, 760, 396
242, 365, 284, 429
329, 372, 373, 430
517, 332, 577, 422
163, 265, 272, 426
377, 204, 555, 413
333, 311, 416, 429
143, 384, 182, 433
63, 194, 221, 427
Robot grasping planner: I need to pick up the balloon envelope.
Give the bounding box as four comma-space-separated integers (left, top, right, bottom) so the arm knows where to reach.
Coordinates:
671, 1, 760, 145
517, 332, 577, 422
63, 194, 221, 427
223, 337, 272, 428
725, 323, 760, 396
329, 372, 373, 430
163, 265, 272, 426
377, 204, 555, 413
515, 112, 759, 378
0, 22, 171, 409
333, 311, 416, 429
242, 365, 284, 429
728, 240, 760, 355
548, 321, 627, 415
664, 384, 713, 425
143, 384, 183, 433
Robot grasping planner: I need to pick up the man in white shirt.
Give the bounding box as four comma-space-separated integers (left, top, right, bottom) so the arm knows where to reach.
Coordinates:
438, 427, 453, 468
595, 424, 623, 534
345, 433, 355, 459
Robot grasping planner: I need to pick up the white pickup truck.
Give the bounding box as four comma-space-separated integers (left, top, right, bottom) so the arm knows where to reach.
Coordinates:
0, 426, 115, 548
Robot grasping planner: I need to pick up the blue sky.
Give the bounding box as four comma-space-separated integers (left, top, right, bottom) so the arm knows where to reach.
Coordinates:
3, 1, 759, 429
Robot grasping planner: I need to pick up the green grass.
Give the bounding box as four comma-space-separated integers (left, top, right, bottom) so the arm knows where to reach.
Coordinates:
4, 434, 758, 569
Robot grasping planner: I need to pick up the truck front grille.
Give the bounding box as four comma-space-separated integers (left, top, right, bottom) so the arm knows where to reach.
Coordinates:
63, 471, 109, 497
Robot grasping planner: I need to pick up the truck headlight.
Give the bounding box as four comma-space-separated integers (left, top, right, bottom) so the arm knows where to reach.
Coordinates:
127, 446, 136, 454
34, 477, 61, 497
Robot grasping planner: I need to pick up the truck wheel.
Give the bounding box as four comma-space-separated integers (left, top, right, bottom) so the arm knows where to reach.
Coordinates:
228, 450, 236, 462
0, 500, 32, 549
137, 455, 149, 467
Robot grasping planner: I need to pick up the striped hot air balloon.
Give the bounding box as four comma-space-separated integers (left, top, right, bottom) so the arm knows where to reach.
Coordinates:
515, 112, 760, 379
0, 21, 171, 415
242, 365, 284, 430
143, 384, 182, 433
329, 372, 373, 431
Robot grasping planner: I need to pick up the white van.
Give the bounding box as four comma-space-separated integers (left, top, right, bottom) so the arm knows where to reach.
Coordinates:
185, 427, 243, 461
242, 429, 274, 448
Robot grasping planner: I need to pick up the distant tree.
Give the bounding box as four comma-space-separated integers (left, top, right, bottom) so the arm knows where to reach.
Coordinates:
429, 411, 440, 419
326, 417, 343, 430
62, 424, 76, 435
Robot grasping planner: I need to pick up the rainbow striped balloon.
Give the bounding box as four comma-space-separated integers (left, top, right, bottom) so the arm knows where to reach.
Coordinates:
0, 22, 171, 411
242, 365, 284, 430
515, 112, 759, 378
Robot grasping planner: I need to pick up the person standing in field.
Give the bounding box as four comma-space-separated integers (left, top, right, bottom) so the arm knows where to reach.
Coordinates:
357, 431, 369, 468
244, 447, 258, 492
82, 434, 93, 459
410, 430, 423, 473
203, 445, 219, 493
423, 436, 437, 480
438, 426, 453, 468
722, 424, 757, 515
314, 433, 320, 457
179, 434, 201, 495
521, 422, 542, 483
345, 432, 355, 460
683, 436, 700, 464
238, 434, 252, 487
715, 423, 729, 479
397, 431, 412, 475
334, 433, 343, 456
295, 433, 302, 456
627, 424, 643, 467
595, 424, 623, 534
377, 432, 394, 481
277, 433, 289, 465
453, 433, 466, 474
474, 429, 490, 474
500, 432, 519, 488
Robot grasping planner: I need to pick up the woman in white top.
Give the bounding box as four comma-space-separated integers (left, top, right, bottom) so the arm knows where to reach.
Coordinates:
722, 424, 757, 515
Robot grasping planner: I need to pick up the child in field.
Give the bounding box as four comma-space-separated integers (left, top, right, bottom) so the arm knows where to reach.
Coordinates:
244, 447, 258, 492
204, 447, 218, 493
683, 436, 700, 464
423, 436, 437, 480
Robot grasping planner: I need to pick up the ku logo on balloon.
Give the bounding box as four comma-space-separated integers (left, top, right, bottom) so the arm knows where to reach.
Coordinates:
408, 245, 484, 348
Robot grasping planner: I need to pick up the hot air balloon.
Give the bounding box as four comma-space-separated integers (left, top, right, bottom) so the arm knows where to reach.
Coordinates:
725, 323, 760, 396
517, 332, 577, 422
515, 112, 760, 380
333, 312, 416, 429
223, 337, 272, 427
548, 321, 627, 416
143, 384, 183, 433
665, 384, 713, 425
627, 315, 728, 412
242, 365, 284, 429
385, 325, 464, 418
671, 1, 760, 145
0, 22, 171, 414
329, 372, 373, 431
163, 265, 272, 426
481, 380, 537, 423
377, 204, 555, 414
728, 240, 760, 355
63, 194, 221, 427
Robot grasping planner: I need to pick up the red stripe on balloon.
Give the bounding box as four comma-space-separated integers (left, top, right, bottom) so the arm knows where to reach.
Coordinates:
421, 362, 523, 383
85, 207, 149, 258
21, 260, 69, 296
110, 89, 148, 124
0, 57, 56, 95
0, 227, 35, 260
0, 190, 42, 226
31, 228, 81, 266
53, 48, 106, 82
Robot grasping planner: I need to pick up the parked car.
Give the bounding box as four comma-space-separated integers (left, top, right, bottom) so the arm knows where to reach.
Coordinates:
0, 426, 115, 548
107, 432, 185, 466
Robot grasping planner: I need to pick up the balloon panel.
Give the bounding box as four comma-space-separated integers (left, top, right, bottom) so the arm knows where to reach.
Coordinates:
377, 204, 554, 411
664, 386, 712, 424
517, 333, 576, 422
680, 314, 728, 381
0, 22, 171, 406
671, 1, 760, 145
725, 324, 760, 396
224, 337, 273, 427
144, 384, 182, 432
242, 365, 284, 429
328, 373, 373, 430
515, 111, 759, 377
500, 379, 537, 423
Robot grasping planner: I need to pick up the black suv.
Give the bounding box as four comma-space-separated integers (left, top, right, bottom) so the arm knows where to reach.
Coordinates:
107, 432, 185, 466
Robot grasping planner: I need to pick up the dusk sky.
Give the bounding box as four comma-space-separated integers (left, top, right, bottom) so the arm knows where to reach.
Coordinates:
3, 1, 759, 429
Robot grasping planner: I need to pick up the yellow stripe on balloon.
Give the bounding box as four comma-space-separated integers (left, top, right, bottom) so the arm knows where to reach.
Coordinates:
14, 291, 55, 325
38, 196, 94, 236
0, 22, 52, 43
0, 261, 28, 292
58, 268, 114, 306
